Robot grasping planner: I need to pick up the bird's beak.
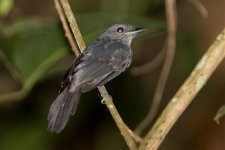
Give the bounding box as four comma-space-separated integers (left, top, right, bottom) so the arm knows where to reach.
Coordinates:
127, 27, 146, 34
134, 28, 146, 32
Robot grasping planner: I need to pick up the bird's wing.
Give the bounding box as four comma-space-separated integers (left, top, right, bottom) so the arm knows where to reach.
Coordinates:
69, 49, 131, 93
58, 53, 85, 93
69, 58, 115, 92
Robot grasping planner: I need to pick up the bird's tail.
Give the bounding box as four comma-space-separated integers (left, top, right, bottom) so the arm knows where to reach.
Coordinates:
47, 88, 81, 133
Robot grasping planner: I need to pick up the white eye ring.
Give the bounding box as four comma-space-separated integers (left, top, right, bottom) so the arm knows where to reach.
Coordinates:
116, 27, 124, 33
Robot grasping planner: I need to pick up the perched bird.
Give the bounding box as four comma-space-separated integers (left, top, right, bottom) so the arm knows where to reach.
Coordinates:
48, 24, 145, 133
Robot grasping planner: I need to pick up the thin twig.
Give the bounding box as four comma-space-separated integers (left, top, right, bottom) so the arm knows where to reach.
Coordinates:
129, 31, 167, 76
130, 43, 166, 76
54, 0, 80, 56
187, 0, 208, 18
57, 0, 138, 149
0, 49, 21, 82
140, 28, 225, 150
135, 0, 177, 135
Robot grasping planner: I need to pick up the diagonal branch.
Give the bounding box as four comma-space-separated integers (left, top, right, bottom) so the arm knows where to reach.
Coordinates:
56, 0, 140, 149
140, 28, 225, 149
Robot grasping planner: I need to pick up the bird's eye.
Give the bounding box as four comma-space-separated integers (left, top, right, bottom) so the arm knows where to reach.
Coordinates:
116, 27, 124, 33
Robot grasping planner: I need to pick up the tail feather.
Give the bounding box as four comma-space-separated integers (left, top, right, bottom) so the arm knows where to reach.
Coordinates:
47, 88, 81, 133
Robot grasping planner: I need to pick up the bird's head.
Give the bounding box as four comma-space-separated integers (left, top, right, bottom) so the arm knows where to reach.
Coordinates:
99, 24, 146, 45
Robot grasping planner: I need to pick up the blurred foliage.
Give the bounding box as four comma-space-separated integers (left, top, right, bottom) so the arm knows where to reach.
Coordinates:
1, 20, 67, 82
214, 105, 225, 124
0, 0, 13, 17
0, 119, 51, 150
129, 0, 164, 15
0, 19, 68, 102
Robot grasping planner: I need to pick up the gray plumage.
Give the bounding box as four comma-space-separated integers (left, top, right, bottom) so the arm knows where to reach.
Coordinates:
48, 24, 145, 133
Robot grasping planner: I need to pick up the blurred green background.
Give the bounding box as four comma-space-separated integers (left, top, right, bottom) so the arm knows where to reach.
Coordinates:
0, 0, 224, 150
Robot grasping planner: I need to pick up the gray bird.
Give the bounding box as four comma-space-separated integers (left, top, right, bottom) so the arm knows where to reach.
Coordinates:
48, 24, 145, 133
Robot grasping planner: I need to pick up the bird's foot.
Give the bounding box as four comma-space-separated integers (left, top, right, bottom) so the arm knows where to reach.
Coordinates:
101, 94, 112, 104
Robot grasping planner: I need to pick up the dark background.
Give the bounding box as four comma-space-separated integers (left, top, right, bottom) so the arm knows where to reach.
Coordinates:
0, 0, 224, 150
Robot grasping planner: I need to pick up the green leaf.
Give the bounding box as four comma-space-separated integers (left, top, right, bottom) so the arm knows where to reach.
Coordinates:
0, 0, 13, 17
214, 105, 225, 124
0, 19, 69, 102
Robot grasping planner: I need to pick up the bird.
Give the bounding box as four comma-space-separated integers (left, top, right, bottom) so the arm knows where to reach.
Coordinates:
47, 24, 146, 133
